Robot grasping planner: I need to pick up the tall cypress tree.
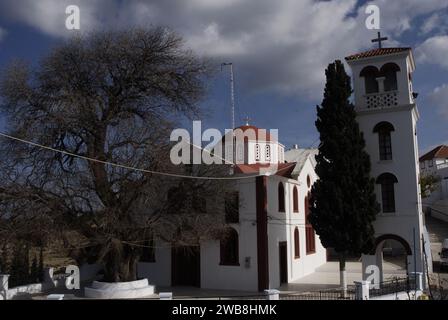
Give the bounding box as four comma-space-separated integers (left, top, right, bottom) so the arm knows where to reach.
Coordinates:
309, 60, 379, 290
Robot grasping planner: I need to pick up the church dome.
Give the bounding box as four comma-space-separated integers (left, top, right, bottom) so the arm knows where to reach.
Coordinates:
232, 125, 274, 142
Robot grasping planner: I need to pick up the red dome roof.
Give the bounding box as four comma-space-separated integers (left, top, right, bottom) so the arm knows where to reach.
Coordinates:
229, 125, 275, 142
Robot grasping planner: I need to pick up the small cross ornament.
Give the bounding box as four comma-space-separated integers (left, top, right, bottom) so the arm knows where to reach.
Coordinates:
372, 31, 388, 49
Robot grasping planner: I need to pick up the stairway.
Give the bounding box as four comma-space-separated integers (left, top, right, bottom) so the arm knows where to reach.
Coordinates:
425, 214, 448, 269
426, 214, 448, 244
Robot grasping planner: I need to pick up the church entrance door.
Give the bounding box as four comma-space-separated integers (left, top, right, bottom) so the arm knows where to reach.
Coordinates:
279, 242, 288, 284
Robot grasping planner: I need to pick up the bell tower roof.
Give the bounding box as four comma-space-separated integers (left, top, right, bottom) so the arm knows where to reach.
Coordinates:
345, 47, 411, 62
344, 43, 417, 111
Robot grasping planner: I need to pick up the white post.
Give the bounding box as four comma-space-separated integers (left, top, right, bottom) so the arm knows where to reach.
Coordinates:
0, 274, 10, 291
43, 267, 55, 289
47, 294, 65, 300
159, 292, 173, 300
376, 77, 386, 93
264, 289, 280, 300
355, 280, 370, 300
409, 272, 423, 291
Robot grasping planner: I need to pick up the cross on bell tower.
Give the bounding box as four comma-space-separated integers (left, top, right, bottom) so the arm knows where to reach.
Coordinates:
371, 31, 388, 49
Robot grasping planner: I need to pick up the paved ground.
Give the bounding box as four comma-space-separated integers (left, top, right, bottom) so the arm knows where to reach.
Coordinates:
280, 261, 406, 293
154, 260, 406, 297
27, 261, 406, 299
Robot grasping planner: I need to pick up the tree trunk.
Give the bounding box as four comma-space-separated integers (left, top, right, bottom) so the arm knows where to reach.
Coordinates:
339, 252, 347, 294
102, 241, 139, 282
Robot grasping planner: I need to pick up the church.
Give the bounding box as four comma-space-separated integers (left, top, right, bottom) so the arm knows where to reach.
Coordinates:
137, 37, 429, 292
138, 123, 328, 291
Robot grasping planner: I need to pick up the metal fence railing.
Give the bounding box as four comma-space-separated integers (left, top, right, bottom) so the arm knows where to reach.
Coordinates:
369, 277, 416, 298
280, 286, 357, 300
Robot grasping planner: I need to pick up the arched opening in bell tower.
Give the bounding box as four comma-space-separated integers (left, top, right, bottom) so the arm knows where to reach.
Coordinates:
380, 63, 400, 92
360, 66, 380, 94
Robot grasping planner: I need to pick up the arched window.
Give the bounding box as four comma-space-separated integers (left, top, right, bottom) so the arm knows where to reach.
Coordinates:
304, 194, 309, 219
294, 228, 300, 259
360, 66, 380, 94
376, 173, 398, 213
255, 144, 260, 161
373, 122, 395, 160
307, 175, 311, 188
305, 193, 315, 254
265, 145, 271, 161
220, 228, 239, 265
278, 182, 285, 212
380, 63, 400, 92
292, 186, 299, 213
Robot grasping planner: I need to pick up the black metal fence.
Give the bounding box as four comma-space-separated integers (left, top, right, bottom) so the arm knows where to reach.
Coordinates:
162, 277, 417, 300
280, 286, 357, 300
369, 277, 417, 298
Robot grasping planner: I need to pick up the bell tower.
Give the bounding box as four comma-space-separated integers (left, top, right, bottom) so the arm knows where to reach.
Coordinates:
345, 37, 428, 286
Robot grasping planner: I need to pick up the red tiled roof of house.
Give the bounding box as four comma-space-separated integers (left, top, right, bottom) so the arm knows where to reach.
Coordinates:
234, 162, 296, 178
345, 47, 411, 61
419, 145, 448, 162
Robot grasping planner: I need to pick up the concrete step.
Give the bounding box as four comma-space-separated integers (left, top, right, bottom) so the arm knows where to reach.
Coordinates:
425, 215, 448, 244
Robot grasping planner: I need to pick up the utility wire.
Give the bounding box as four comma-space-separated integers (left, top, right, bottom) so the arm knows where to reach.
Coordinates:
0, 131, 295, 181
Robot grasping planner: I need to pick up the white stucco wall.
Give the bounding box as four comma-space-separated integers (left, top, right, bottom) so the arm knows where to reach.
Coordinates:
199, 178, 259, 291
266, 159, 327, 289
357, 107, 425, 274
139, 159, 326, 292
289, 159, 327, 281
137, 242, 171, 286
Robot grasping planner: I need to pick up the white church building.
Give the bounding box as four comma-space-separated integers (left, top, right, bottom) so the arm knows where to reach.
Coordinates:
137, 42, 430, 292
138, 124, 327, 292
345, 45, 429, 283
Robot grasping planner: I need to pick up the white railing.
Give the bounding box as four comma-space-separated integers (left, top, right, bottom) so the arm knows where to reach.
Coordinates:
362, 91, 399, 110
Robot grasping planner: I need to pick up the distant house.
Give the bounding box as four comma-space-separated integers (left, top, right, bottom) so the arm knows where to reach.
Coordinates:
419, 145, 448, 217
419, 145, 448, 179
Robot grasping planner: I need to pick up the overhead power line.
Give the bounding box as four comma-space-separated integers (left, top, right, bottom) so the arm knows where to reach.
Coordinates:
0, 131, 295, 181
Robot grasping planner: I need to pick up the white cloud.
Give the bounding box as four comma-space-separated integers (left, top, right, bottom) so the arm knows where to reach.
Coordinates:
420, 13, 444, 35
1, 0, 448, 98
0, 0, 107, 37
428, 84, 448, 119
415, 35, 448, 69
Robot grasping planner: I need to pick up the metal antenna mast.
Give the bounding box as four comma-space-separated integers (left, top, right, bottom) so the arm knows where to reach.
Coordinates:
221, 62, 235, 130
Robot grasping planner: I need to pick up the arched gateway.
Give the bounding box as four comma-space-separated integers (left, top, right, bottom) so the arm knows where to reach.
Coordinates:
363, 234, 413, 284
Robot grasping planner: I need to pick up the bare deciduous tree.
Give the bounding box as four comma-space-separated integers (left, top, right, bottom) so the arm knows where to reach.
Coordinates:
0, 28, 232, 282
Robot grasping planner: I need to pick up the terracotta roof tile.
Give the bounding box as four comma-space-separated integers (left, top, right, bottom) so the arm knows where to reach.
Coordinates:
234, 163, 296, 178
345, 47, 411, 61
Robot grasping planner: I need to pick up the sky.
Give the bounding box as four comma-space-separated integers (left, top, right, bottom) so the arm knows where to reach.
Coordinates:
0, 0, 447, 154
